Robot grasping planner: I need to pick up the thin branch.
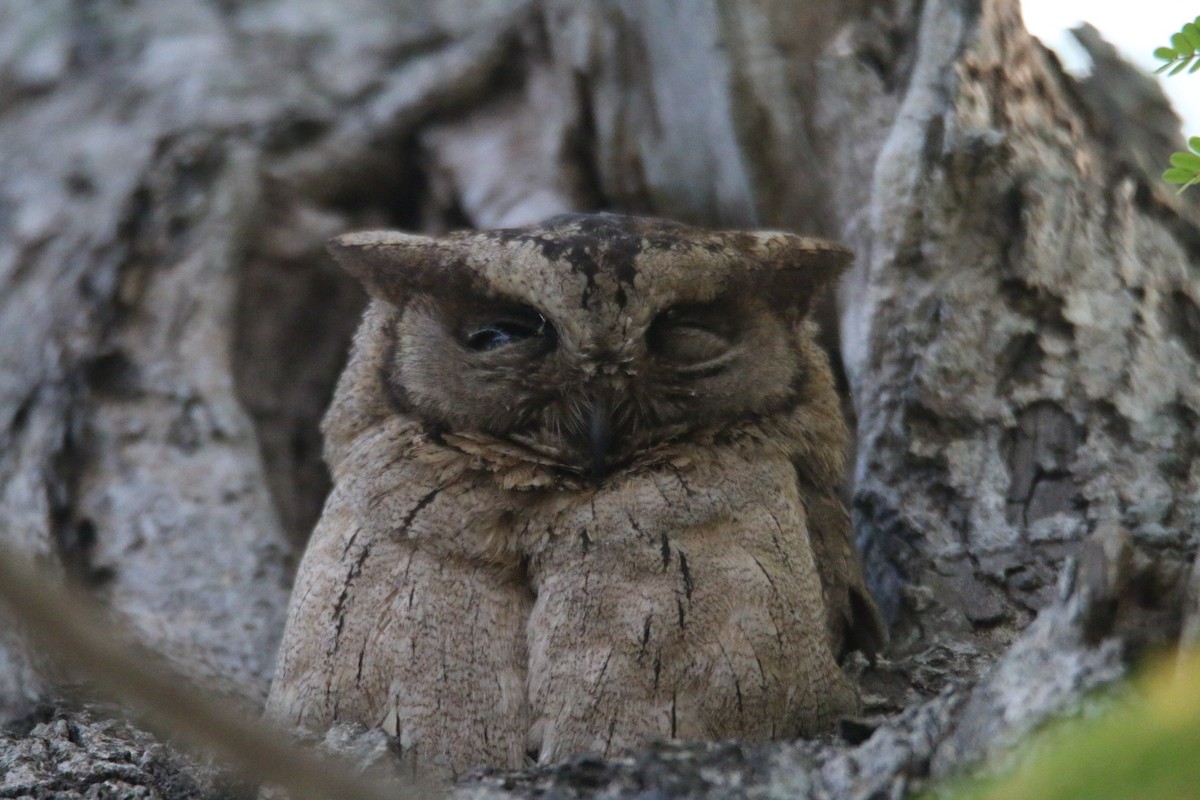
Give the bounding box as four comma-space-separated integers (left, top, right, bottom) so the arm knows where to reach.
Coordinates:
0, 544, 438, 800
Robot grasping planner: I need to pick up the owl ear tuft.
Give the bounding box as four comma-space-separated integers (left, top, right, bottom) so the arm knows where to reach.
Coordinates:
740, 232, 853, 314
327, 230, 467, 303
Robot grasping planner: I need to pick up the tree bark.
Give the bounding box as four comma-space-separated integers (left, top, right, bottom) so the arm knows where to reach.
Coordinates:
850, 0, 1198, 658
1, 0, 1197, 797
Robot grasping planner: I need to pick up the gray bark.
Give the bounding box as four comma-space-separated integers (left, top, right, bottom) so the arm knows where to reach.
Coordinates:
1, 0, 1197, 797
1, 707, 218, 800
849, 0, 1198, 659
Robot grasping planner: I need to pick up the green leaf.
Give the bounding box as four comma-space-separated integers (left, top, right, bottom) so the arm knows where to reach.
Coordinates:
1174, 173, 1200, 194
1173, 32, 1195, 56
1156, 62, 1175, 75
1170, 59, 1192, 75
1170, 152, 1200, 170
1184, 23, 1200, 49
1163, 167, 1194, 184
1190, 58, 1200, 73
1188, 135, 1200, 153
1155, 46, 1178, 61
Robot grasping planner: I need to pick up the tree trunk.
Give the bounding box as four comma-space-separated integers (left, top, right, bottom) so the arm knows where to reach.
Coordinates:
1, 0, 1197, 797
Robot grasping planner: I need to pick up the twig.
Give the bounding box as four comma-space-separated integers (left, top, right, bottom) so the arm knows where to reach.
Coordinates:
0, 543, 440, 800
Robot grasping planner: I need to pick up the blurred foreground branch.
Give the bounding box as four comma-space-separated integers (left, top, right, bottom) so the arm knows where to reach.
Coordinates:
0, 544, 432, 800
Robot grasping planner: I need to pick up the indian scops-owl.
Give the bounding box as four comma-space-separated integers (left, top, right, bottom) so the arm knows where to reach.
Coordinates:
266, 213, 885, 779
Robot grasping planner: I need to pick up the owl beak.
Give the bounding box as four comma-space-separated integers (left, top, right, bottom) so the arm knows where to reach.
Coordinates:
589, 396, 613, 479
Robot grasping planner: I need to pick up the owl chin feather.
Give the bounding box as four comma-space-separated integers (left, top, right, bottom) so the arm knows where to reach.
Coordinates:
267, 213, 885, 781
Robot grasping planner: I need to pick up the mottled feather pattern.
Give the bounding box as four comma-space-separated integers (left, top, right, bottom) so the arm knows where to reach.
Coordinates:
267, 213, 884, 780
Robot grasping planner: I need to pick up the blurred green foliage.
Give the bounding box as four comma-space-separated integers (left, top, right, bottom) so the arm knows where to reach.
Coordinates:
1157, 16, 1200, 191
933, 650, 1200, 800
1153, 18, 1200, 76
1163, 137, 1200, 191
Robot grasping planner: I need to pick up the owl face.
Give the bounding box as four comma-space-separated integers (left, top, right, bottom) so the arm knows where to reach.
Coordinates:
330, 214, 849, 477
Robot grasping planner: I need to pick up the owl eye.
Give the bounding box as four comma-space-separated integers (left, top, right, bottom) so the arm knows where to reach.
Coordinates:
463, 307, 555, 352
647, 302, 736, 365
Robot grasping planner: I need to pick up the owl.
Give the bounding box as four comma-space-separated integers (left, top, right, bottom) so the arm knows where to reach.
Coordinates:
265, 213, 885, 780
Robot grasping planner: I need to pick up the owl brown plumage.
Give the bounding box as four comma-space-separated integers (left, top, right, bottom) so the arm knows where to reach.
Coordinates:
265, 213, 885, 779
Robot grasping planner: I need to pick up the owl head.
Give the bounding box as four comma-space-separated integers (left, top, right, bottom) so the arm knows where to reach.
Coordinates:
327, 213, 850, 479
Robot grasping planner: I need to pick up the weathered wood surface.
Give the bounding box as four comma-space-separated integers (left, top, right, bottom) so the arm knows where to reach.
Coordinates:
1, 0, 1196, 797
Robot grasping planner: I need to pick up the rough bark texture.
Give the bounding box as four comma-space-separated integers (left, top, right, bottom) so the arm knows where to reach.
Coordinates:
1, 0, 1197, 797
849, 0, 1199, 662
0, 706, 219, 800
